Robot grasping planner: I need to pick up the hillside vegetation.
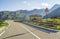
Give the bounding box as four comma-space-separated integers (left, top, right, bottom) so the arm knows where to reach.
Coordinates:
42, 18, 60, 30
0, 21, 8, 28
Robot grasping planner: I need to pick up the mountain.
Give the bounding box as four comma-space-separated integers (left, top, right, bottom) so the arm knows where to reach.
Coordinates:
16, 9, 45, 16
49, 4, 60, 12
2, 4, 60, 20
43, 4, 60, 18
29, 9, 45, 16
0, 9, 46, 20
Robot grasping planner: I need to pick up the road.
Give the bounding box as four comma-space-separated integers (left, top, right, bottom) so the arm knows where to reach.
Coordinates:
0, 20, 60, 39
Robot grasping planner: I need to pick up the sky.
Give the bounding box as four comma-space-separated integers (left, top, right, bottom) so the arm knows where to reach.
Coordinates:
0, 0, 60, 11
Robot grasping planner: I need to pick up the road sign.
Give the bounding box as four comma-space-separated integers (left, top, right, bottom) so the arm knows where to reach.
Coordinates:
45, 8, 49, 13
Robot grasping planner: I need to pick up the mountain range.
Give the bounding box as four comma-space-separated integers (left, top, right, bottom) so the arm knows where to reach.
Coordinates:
44, 4, 60, 18
0, 4, 60, 20
0, 9, 46, 20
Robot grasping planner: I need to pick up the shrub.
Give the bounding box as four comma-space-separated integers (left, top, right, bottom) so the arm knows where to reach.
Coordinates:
56, 26, 60, 30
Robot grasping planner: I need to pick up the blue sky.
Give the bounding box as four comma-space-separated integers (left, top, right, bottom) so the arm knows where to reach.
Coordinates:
0, 0, 60, 11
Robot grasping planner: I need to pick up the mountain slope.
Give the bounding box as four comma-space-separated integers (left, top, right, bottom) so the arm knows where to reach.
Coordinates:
50, 4, 60, 12
0, 9, 46, 20
44, 7, 60, 18
43, 4, 60, 18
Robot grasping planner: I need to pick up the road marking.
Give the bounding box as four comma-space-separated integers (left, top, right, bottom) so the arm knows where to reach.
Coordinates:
20, 24, 41, 39
6, 23, 10, 30
0, 31, 5, 36
0, 21, 10, 36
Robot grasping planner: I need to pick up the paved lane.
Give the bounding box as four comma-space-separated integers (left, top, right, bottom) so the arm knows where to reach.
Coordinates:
0, 20, 39, 39
0, 20, 60, 39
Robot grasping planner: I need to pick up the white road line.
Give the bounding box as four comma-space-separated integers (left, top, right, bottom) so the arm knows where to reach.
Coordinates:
20, 25, 41, 39
6, 23, 10, 30
0, 22, 10, 36
0, 31, 5, 36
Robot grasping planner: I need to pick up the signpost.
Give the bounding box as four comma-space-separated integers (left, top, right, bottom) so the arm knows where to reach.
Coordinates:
0, 13, 1, 21
45, 8, 49, 22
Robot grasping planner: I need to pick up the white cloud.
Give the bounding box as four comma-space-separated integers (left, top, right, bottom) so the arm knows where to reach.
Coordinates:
41, 3, 50, 7
22, 1, 27, 4
22, 1, 31, 6
27, 3, 31, 6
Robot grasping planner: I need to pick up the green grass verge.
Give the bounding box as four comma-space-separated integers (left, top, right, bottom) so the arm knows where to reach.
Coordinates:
24, 18, 60, 30
0, 21, 8, 28
42, 18, 60, 30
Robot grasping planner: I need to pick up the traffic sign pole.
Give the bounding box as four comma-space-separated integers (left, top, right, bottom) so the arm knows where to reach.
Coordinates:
45, 8, 49, 23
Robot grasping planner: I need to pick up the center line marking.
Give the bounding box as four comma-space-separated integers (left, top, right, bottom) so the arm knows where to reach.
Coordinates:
20, 24, 41, 39
0, 31, 5, 36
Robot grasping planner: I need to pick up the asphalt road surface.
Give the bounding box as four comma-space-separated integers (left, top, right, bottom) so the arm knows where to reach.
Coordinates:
0, 20, 60, 39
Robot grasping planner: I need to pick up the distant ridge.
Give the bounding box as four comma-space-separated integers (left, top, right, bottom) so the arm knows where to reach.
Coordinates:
50, 4, 60, 12
44, 4, 60, 18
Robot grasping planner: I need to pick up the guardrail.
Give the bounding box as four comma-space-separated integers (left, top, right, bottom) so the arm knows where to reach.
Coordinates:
23, 23, 58, 33
14, 20, 58, 33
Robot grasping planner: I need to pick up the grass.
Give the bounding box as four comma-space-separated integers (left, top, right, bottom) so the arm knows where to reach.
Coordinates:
0, 21, 8, 28
24, 18, 60, 30
42, 18, 60, 30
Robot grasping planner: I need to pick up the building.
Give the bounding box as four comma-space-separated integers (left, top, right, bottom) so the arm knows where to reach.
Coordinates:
29, 14, 42, 22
